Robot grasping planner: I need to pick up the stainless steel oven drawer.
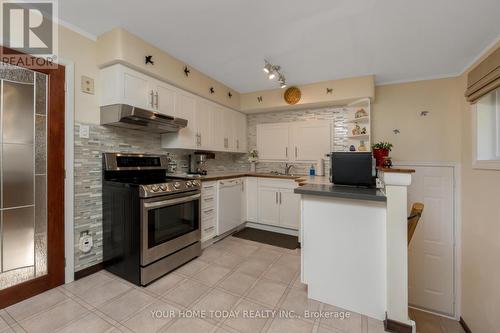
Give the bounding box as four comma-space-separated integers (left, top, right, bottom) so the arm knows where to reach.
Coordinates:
141, 241, 201, 286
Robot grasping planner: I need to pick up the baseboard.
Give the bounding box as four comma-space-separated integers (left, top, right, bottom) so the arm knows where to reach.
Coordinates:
384, 317, 412, 333
245, 222, 298, 236
459, 317, 472, 333
74, 262, 104, 280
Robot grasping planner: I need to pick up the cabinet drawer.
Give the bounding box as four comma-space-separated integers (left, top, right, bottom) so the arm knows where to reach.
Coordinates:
201, 224, 216, 240
201, 195, 216, 209
201, 206, 216, 220
202, 182, 217, 195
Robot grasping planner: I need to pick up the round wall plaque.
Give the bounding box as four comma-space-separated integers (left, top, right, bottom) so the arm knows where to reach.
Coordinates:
284, 86, 301, 105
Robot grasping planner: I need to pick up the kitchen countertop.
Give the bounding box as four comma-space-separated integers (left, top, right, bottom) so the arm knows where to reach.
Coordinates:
169, 172, 330, 185
294, 183, 386, 202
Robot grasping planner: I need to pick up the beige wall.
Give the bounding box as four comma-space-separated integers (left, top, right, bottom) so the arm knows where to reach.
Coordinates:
459, 42, 500, 333
59, 25, 100, 124
97, 28, 241, 110
372, 77, 462, 162
240, 75, 375, 113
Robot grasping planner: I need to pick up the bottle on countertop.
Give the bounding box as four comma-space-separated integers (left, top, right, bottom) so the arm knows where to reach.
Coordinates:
309, 164, 316, 176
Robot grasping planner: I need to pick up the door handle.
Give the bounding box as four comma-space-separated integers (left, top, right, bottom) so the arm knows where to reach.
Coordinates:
150, 90, 154, 108
154, 91, 159, 109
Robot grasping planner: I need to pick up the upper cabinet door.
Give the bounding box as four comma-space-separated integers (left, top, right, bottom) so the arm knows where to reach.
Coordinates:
100, 64, 152, 110
233, 112, 247, 153
213, 106, 234, 151
174, 92, 197, 147
257, 123, 290, 161
195, 100, 214, 150
292, 121, 332, 162
154, 82, 176, 117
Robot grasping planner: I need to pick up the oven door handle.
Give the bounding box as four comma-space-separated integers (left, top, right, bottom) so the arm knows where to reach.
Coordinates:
143, 193, 201, 209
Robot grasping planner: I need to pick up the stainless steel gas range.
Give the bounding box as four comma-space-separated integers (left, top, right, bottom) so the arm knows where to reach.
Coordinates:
102, 153, 201, 286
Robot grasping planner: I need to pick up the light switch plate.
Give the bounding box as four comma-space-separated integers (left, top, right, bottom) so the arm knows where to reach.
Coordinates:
81, 75, 95, 94
79, 124, 90, 139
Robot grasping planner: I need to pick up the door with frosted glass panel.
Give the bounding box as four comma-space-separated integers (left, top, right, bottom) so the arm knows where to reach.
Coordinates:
0, 56, 65, 307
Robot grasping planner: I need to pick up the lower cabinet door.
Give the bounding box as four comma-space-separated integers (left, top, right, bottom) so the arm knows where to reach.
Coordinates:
258, 187, 280, 226
279, 189, 301, 230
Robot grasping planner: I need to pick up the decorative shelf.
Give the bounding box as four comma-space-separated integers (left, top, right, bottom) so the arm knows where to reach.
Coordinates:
347, 134, 370, 140
345, 116, 370, 124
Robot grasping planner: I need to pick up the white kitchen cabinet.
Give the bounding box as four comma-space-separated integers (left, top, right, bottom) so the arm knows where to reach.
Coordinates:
195, 100, 214, 150
245, 177, 259, 222
233, 112, 247, 153
257, 179, 301, 230
100, 64, 152, 110
162, 92, 197, 149
257, 123, 290, 161
258, 186, 280, 226
201, 181, 217, 242
152, 82, 176, 117
257, 120, 332, 163
213, 106, 235, 151
278, 188, 301, 229
292, 121, 332, 162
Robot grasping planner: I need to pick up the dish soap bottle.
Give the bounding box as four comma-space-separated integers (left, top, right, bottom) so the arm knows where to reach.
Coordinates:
309, 164, 316, 176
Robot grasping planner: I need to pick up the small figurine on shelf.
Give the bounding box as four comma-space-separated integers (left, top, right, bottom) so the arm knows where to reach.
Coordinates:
349, 145, 356, 151
382, 156, 393, 168
355, 108, 368, 118
352, 124, 361, 136
361, 127, 367, 135
358, 140, 367, 151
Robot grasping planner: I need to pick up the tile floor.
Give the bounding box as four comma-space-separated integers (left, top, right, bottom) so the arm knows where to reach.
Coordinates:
1, 236, 464, 333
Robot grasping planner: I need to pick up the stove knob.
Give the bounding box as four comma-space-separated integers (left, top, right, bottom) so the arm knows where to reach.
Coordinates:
150, 185, 160, 192
159, 184, 167, 191
173, 182, 181, 189
192, 180, 200, 186
186, 181, 192, 187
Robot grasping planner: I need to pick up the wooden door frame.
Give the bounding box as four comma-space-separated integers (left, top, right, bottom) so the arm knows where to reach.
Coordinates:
0, 46, 65, 308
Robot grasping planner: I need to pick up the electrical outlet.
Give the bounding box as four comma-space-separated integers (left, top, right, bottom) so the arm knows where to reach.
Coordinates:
79, 125, 89, 139
81, 75, 95, 94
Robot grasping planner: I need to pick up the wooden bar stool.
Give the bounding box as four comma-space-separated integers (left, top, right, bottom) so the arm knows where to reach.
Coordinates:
408, 203, 424, 245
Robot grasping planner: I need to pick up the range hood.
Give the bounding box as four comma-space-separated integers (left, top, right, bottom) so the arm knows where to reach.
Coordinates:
100, 104, 188, 133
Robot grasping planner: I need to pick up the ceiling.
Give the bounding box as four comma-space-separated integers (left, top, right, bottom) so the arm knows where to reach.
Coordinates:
59, 0, 500, 93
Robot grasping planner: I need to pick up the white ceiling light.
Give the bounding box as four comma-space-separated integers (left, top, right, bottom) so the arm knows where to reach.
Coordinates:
263, 60, 286, 88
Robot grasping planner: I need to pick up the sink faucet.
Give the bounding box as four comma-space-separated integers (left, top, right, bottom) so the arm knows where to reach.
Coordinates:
285, 163, 295, 175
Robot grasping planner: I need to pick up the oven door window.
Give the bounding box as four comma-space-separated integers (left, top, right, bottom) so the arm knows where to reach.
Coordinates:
147, 199, 199, 248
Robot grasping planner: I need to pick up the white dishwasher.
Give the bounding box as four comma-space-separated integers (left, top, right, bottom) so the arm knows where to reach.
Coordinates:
217, 178, 243, 235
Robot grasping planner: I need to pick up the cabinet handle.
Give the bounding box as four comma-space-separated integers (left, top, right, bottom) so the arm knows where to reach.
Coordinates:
154, 91, 159, 109
295, 147, 298, 158
286, 147, 288, 158
241, 182, 244, 192
276, 192, 278, 204
279, 192, 282, 204
236, 139, 239, 150
150, 90, 154, 108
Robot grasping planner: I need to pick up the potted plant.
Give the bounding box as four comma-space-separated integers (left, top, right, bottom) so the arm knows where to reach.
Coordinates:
248, 149, 258, 172
372, 141, 393, 167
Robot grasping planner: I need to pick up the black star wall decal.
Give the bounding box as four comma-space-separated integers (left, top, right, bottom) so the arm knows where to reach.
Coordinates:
184, 66, 190, 77
257, 96, 263, 102
209, 87, 215, 94
145, 55, 154, 65
326, 88, 333, 94
228, 92, 233, 99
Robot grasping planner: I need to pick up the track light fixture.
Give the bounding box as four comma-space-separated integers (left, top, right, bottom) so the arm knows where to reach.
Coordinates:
263, 60, 286, 88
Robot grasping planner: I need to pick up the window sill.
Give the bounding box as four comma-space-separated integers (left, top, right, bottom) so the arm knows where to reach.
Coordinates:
472, 160, 500, 170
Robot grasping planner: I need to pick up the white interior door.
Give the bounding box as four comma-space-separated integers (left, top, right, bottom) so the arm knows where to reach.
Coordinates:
406, 165, 455, 316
